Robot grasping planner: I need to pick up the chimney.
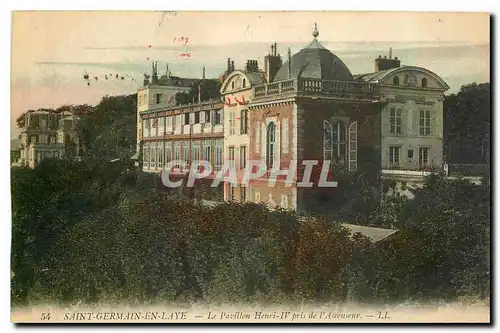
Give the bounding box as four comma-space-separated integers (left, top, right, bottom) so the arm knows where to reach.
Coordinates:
264, 42, 283, 83
231, 61, 235, 72
165, 63, 170, 78
202, 66, 206, 79
227, 58, 231, 73
152, 61, 159, 84
374, 49, 401, 72
246, 59, 259, 72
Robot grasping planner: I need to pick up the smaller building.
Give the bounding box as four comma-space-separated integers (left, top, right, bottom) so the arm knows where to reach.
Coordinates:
15, 109, 80, 168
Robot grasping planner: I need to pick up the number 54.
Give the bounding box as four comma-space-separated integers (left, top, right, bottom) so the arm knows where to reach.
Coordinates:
40, 313, 51, 320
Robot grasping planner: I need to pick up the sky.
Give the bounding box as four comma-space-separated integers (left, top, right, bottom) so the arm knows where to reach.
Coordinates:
10, 11, 490, 139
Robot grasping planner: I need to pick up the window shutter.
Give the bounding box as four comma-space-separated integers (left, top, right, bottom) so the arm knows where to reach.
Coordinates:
255, 121, 260, 153
348, 121, 358, 172
429, 110, 435, 136
282, 119, 289, 154
261, 122, 266, 160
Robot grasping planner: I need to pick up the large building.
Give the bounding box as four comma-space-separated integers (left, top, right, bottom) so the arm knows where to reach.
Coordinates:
15, 109, 80, 168
137, 24, 450, 211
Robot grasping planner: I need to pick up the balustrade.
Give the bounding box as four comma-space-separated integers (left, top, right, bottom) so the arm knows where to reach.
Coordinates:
253, 78, 377, 100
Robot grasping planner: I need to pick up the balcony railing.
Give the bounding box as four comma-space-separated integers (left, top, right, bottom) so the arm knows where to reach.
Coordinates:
253, 78, 379, 101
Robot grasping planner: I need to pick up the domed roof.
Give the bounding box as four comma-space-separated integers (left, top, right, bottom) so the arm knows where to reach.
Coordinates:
273, 25, 353, 82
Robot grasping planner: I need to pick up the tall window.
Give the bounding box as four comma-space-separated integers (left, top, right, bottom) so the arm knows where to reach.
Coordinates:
393, 76, 400, 85
239, 145, 247, 169
419, 147, 430, 169
158, 117, 165, 135
281, 195, 288, 209
229, 112, 236, 135
422, 78, 428, 88
156, 94, 162, 104
173, 142, 181, 163
419, 110, 431, 135
240, 110, 248, 134
192, 141, 201, 162
143, 119, 150, 137
214, 139, 223, 170
157, 143, 164, 168
143, 142, 149, 168
228, 184, 236, 201
150, 145, 156, 169
211, 109, 222, 125
182, 141, 190, 166
151, 118, 157, 137
390, 108, 402, 135
240, 186, 246, 202
202, 139, 212, 163
165, 141, 172, 163
389, 146, 400, 168
165, 116, 173, 129
324, 120, 346, 163
334, 121, 346, 163
266, 122, 276, 169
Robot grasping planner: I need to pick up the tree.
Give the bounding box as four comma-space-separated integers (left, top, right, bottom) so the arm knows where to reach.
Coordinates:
78, 94, 137, 162
444, 83, 490, 164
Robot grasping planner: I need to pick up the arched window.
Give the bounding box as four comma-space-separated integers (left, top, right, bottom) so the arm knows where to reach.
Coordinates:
243, 78, 246, 88
393, 76, 400, 85
333, 121, 347, 164
231, 81, 235, 90
421, 78, 428, 88
324, 120, 347, 164
266, 122, 276, 169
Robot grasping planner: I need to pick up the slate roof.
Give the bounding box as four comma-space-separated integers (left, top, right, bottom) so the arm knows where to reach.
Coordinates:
241, 70, 266, 86
354, 68, 399, 83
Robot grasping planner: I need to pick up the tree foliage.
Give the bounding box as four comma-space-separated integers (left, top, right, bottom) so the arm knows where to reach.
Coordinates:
77, 94, 138, 163
175, 79, 221, 106
444, 82, 490, 163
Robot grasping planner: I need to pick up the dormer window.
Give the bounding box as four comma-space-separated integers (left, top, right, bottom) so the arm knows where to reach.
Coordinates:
422, 78, 428, 88
243, 78, 246, 88
231, 81, 235, 90
393, 76, 400, 85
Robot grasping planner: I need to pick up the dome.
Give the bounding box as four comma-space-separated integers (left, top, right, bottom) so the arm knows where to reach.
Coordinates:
273, 25, 353, 82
